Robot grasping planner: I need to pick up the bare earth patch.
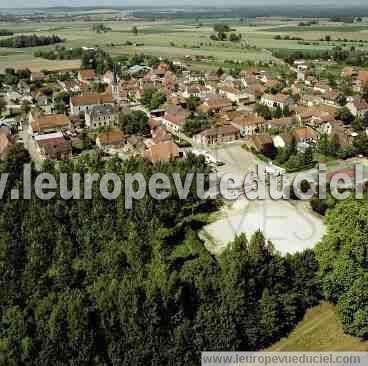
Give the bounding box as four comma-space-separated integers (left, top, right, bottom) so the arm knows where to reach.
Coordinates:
201, 197, 326, 255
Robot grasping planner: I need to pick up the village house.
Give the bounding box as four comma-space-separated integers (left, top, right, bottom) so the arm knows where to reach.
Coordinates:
341, 67, 358, 79
347, 98, 368, 118
143, 70, 162, 85
293, 127, 317, 150
162, 71, 177, 92
182, 84, 211, 99
144, 63, 170, 83
267, 116, 296, 131
243, 84, 265, 102
128, 65, 151, 77
230, 115, 265, 136
218, 85, 250, 105
17, 80, 31, 96
85, 105, 118, 129
354, 70, 368, 92
330, 121, 355, 148
193, 125, 240, 145
247, 134, 275, 155
96, 129, 127, 150
70, 94, 115, 115
144, 142, 180, 163
300, 94, 324, 107
308, 113, 337, 135
295, 105, 337, 126
214, 110, 244, 125
260, 93, 294, 110
151, 126, 173, 144
161, 106, 191, 133
148, 119, 173, 144
58, 79, 82, 93
112, 80, 133, 104
0, 126, 15, 160
321, 90, 339, 107
34, 132, 72, 160
30, 72, 44, 82
30, 113, 71, 135
198, 97, 233, 114
78, 69, 97, 84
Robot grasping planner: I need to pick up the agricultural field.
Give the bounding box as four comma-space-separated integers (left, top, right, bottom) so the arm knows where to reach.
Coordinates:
0, 16, 368, 71
0, 19, 274, 72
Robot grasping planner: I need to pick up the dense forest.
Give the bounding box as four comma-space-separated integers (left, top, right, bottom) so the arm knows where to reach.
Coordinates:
0, 35, 64, 48
0, 146, 321, 365
316, 199, 368, 339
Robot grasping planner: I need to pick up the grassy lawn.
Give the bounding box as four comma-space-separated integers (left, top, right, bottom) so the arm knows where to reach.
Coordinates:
268, 302, 368, 351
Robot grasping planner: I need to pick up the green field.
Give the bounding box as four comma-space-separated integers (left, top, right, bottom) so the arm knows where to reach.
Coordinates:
0, 20, 274, 72
268, 303, 368, 351
0, 17, 368, 72
264, 25, 368, 32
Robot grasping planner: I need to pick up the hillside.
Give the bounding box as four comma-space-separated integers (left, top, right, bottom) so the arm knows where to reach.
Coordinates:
268, 303, 368, 351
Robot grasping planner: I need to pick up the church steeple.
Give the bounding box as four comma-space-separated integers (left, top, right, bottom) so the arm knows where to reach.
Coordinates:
112, 64, 119, 99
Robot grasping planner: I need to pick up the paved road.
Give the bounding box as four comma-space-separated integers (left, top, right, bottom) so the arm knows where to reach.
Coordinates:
208, 142, 263, 177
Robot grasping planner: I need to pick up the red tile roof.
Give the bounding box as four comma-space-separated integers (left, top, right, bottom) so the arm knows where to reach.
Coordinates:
32, 114, 70, 132
145, 142, 179, 163
71, 94, 114, 106
79, 69, 96, 80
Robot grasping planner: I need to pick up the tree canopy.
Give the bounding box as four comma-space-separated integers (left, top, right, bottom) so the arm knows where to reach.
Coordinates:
119, 110, 149, 135
316, 199, 368, 338
0, 34, 64, 48
0, 146, 321, 365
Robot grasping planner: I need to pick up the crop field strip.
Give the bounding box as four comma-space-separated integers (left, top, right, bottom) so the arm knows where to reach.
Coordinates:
1, 17, 368, 72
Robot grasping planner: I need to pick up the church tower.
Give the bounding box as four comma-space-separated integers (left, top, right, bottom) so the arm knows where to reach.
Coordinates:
112, 64, 119, 100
